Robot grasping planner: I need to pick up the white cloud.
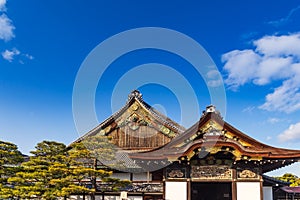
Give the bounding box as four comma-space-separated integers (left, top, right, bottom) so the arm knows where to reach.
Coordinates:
0, 1, 15, 41
278, 122, 300, 142
0, 0, 6, 11
206, 69, 223, 87
254, 33, 300, 57
0, 14, 15, 41
222, 32, 300, 113
2, 48, 20, 62
260, 79, 300, 113
2, 48, 34, 63
222, 49, 260, 89
254, 56, 292, 85
0, 1, 32, 64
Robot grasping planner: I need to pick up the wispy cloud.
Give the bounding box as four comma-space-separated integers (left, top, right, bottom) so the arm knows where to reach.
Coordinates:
278, 122, 300, 142
242, 106, 256, 113
2, 48, 20, 62
2, 48, 34, 63
1, 48, 34, 64
206, 69, 223, 87
267, 117, 282, 124
0, 13, 14, 41
24, 53, 34, 60
0, 1, 34, 63
222, 33, 300, 113
268, 5, 300, 27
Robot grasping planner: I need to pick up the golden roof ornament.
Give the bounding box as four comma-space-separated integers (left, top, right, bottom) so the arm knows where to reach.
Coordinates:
128, 89, 143, 101
203, 104, 222, 118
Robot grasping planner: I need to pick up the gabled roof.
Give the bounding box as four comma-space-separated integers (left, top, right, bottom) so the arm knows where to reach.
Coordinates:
129, 105, 300, 172
72, 90, 185, 144
71, 91, 300, 173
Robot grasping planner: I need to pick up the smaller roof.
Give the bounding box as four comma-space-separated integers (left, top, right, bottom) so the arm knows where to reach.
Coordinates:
262, 175, 290, 186
281, 186, 300, 194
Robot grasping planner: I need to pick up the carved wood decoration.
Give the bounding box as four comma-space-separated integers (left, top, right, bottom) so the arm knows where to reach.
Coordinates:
105, 102, 177, 151
190, 165, 232, 180
166, 168, 187, 179
128, 183, 163, 193
237, 168, 259, 179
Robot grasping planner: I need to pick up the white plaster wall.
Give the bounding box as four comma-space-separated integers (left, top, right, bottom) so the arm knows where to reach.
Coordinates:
263, 186, 273, 200
237, 182, 261, 200
165, 181, 187, 200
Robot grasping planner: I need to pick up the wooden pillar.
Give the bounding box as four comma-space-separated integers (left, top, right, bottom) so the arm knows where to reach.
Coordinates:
232, 168, 237, 200
260, 177, 263, 200
187, 179, 191, 200
163, 179, 166, 200
232, 181, 237, 200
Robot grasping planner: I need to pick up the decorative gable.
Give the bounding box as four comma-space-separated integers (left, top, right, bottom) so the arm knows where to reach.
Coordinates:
73, 90, 184, 152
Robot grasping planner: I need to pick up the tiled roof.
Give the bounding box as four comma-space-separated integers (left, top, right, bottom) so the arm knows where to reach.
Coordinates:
281, 186, 300, 193
262, 175, 290, 186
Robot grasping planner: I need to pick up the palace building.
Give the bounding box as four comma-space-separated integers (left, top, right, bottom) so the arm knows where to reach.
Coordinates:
73, 90, 300, 200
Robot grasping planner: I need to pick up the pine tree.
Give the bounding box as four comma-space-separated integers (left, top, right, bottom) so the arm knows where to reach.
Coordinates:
69, 135, 130, 200
275, 173, 300, 187
7, 137, 131, 199
8, 141, 91, 199
0, 140, 24, 199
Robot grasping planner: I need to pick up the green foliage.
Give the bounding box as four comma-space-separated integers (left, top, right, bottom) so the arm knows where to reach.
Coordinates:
82, 135, 117, 164
7, 141, 94, 199
69, 139, 115, 200
1, 138, 131, 199
69, 136, 131, 199
0, 140, 24, 178
81, 135, 127, 170
275, 173, 300, 186
0, 140, 24, 199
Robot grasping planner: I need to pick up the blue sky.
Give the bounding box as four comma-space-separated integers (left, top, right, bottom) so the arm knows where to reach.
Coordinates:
1, 0, 300, 176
